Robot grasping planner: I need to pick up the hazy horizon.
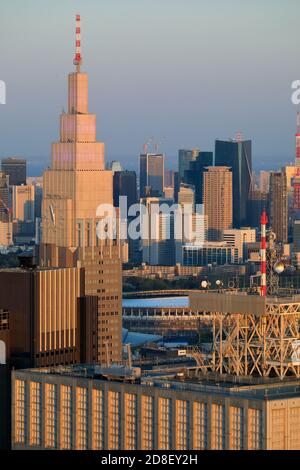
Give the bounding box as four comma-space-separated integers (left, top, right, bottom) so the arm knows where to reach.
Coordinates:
1, 0, 300, 174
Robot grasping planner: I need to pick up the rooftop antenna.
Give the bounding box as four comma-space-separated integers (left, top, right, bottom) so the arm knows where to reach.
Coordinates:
260, 210, 268, 297
73, 14, 82, 73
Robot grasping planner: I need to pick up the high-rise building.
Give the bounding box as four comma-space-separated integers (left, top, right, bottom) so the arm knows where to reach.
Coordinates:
247, 189, 269, 230
12, 185, 35, 222
178, 148, 199, 180
269, 171, 288, 243
215, 138, 252, 227
164, 168, 175, 187
184, 151, 213, 205
1, 157, 26, 186
141, 197, 175, 266
113, 170, 138, 263
11, 184, 35, 243
40, 16, 122, 365
139, 153, 164, 197
0, 171, 9, 222
113, 170, 137, 209
259, 170, 270, 193
203, 166, 232, 241
178, 183, 195, 210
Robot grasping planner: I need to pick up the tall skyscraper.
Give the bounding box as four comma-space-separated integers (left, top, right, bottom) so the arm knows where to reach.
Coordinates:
1, 157, 26, 186
178, 148, 199, 180
269, 171, 288, 243
113, 170, 137, 209
40, 15, 122, 364
292, 113, 300, 216
215, 138, 252, 227
184, 151, 213, 205
0, 171, 9, 222
203, 166, 233, 241
139, 153, 164, 197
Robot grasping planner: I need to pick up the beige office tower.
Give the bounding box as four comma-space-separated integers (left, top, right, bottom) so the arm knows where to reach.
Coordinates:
40, 22, 122, 364
204, 166, 232, 241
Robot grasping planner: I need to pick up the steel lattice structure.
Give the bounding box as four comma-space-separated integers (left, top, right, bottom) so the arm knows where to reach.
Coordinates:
208, 299, 300, 380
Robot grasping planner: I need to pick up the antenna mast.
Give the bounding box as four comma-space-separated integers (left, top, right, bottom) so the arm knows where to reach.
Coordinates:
73, 14, 82, 72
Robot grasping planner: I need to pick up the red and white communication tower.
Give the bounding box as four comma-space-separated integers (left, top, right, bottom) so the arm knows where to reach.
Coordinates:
260, 210, 268, 296
73, 14, 82, 71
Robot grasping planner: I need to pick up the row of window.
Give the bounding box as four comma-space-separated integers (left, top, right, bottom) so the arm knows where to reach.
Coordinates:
14, 381, 263, 450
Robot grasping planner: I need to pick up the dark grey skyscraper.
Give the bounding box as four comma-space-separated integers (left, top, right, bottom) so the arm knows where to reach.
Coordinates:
1, 157, 26, 186
139, 153, 164, 197
113, 170, 137, 208
215, 139, 252, 227
184, 151, 213, 205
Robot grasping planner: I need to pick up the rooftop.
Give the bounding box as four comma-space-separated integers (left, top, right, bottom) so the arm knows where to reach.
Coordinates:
14, 364, 300, 401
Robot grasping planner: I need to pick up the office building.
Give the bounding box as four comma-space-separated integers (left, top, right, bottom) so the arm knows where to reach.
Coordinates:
182, 242, 237, 266
0, 171, 9, 222
178, 148, 199, 180
269, 171, 288, 243
40, 16, 122, 365
203, 167, 232, 241
223, 228, 256, 263
12, 363, 300, 450
247, 189, 269, 230
113, 170, 137, 209
215, 138, 252, 227
259, 170, 270, 193
141, 197, 175, 266
184, 151, 213, 205
12, 185, 35, 222
0, 262, 97, 369
11, 184, 35, 243
1, 157, 27, 186
164, 168, 175, 187
178, 183, 195, 210
139, 153, 164, 197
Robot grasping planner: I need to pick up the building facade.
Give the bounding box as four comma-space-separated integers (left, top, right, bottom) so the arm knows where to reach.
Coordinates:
40, 28, 122, 365
139, 153, 165, 198
11, 365, 300, 450
215, 139, 252, 228
269, 171, 288, 243
1, 157, 26, 186
203, 167, 233, 241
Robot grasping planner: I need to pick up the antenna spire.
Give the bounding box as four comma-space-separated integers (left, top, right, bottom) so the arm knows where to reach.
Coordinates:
73, 14, 82, 72
297, 111, 300, 135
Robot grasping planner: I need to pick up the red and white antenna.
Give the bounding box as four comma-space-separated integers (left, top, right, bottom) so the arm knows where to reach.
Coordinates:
73, 14, 82, 72
260, 210, 268, 296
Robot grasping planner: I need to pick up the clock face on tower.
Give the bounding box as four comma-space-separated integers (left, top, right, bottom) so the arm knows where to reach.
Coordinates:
49, 204, 55, 225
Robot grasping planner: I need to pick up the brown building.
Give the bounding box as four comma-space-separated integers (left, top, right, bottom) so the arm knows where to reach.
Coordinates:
40, 23, 122, 365
269, 171, 288, 243
203, 166, 232, 241
0, 262, 97, 369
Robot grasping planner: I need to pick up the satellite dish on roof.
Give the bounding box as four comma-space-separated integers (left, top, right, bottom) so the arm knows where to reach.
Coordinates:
201, 280, 210, 289
273, 260, 285, 274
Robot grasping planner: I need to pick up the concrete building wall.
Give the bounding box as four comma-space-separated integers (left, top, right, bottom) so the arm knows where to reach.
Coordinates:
12, 370, 270, 450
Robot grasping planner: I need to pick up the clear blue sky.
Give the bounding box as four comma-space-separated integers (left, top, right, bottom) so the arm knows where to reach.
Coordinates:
0, 0, 300, 174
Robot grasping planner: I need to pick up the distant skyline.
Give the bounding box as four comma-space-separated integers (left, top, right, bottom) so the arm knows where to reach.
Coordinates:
1, 0, 300, 175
